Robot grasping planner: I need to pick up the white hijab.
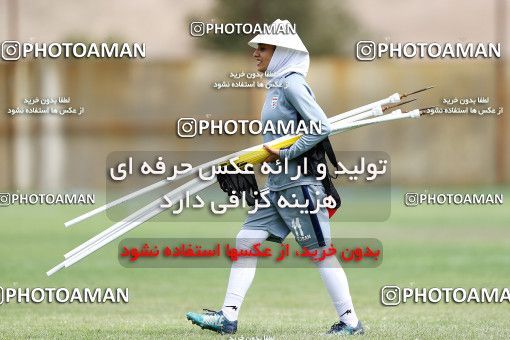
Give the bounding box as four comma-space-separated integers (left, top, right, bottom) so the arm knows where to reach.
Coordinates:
266, 46, 309, 84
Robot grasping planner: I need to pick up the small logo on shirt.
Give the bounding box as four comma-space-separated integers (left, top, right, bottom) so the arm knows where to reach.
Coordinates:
271, 96, 279, 109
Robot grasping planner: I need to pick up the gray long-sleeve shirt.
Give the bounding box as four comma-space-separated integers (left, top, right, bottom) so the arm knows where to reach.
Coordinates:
261, 72, 332, 191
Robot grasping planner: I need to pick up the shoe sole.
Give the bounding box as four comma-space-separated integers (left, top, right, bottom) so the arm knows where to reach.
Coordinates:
326, 327, 365, 335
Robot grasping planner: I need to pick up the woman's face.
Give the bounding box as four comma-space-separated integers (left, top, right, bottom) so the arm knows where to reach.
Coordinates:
253, 43, 275, 72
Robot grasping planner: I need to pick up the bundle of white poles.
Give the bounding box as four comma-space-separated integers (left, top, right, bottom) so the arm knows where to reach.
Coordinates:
47, 88, 432, 276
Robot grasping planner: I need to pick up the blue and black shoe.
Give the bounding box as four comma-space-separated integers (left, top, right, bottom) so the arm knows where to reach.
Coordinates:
186, 309, 237, 335
327, 320, 364, 335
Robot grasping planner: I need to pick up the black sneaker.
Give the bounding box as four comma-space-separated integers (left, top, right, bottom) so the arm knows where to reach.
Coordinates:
327, 320, 364, 335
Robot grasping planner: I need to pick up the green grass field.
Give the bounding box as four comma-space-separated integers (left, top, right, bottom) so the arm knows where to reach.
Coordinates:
0, 187, 509, 339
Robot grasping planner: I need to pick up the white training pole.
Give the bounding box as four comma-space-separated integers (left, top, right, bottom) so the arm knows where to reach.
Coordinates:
328, 93, 399, 124
65, 142, 276, 228
64, 174, 207, 258
48, 176, 217, 276
64, 180, 175, 227
330, 109, 420, 136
